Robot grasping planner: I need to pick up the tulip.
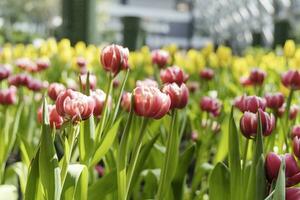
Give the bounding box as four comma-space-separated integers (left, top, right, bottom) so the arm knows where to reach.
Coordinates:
240, 109, 275, 138
0, 66, 11, 81
284, 39, 296, 58
100, 44, 129, 76
191, 131, 198, 141
234, 95, 266, 113
292, 125, 300, 139
278, 104, 299, 120
200, 68, 214, 80
26, 79, 44, 92
240, 76, 252, 87
160, 66, 189, 86
162, 83, 189, 109
265, 152, 300, 187
48, 83, 65, 101
187, 81, 199, 93
200, 96, 221, 117
286, 188, 300, 200
77, 57, 87, 68
80, 73, 97, 90
121, 92, 131, 112
95, 165, 105, 177
281, 70, 300, 90
56, 89, 95, 121
151, 49, 169, 68
37, 105, 63, 129
265, 92, 284, 109
36, 58, 50, 71
249, 68, 266, 85
133, 86, 171, 119
91, 89, 109, 116
8, 74, 31, 87
113, 79, 120, 88
293, 137, 300, 160
16, 58, 38, 72
0, 86, 17, 105
136, 79, 158, 88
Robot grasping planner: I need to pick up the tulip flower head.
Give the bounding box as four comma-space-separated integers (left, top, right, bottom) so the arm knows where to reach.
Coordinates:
91, 89, 109, 116
133, 86, 171, 119
234, 95, 266, 113
48, 83, 66, 101
37, 105, 63, 129
265, 92, 284, 110
293, 137, 300, 160
200, 96, 221, 117
100, 44, 129, 76
151, 49, 169, 68
26, 78, 44, 92
160, 66, 189, 86
121, 92, 132, 112
8, 74, 31, 87
281, 70, 300, 90
80, 73, 97, 91
0, 86, 17, 105
0, 65, 11, 81
36, 58, 50, 71
286, 188, 300, 200
162, 83, 189, 109
200, 68, 214, 80
187, 81, 199, 93
292, 125, 300, 139
249, 68, 266, 85
277, 104, 299, 120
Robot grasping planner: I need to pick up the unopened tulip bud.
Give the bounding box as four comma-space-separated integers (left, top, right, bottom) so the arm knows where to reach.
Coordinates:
37, 105, 63, 129
91, 89, 109, 116
0, 66, 11, 81
200, 96, 221, 117
136, 78, 158, 88
160, 66, 189, 86
249, 68, 266, 85
133, 86, 171, 119
240, 76, 252, 86
121, 92, 131, 112
151, 49, 169, 68
284, 39, 296, 58
27, 79, 44, 92
48, 83, 65, 101
265, 92, 284, 109
162, 83, 189, 109
100, 44, 129, 76
80, 73, 97, 91
234, 95, 266, 113
36, 58, 50, 71
77, 57, 87, 68
200, 68, 214, 80
281, 70, 300, 90
0, 86, 17, 105
292, 125, 300, 139
293, 137, 300, 160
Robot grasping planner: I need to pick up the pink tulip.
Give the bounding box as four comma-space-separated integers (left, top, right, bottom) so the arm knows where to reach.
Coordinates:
151, 49, 169, 68
200, 96, 221, 117
160, 66, 188, 86
292, 125, 300, 139
293, 137, 300, 160
281, 70, 300, 90
200, 68, 214, 80
0, 65, 11, 81
121, 92, 132, 112
286, 188, 300, 200
8, 74, 31, 87
162, 83, 189, 109
0, 86, 17, 105
265, 92, 284, 109
36, 58, 50, 71
48, 83, 66, 101
249, 68, 266, 85
234, 95, 266, 113
37, 105, 63, 129
80, 73, 97, 90
136, 78, 158, 88
91, 89, 109, 116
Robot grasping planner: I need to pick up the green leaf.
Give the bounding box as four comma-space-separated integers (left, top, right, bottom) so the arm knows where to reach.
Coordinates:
61, 164, 88, 200
273, 157, 285, 200
88, 170, 117, 200
0, 185, 18, 200
91, 117, 122, 167
7, 162, 28, 195
209, 162, 230, 200
171, 144, 196, 200
228, 107, 242, 200
79, 116, 95, 165
39, 97, 61, 200
256, 155, 266, 200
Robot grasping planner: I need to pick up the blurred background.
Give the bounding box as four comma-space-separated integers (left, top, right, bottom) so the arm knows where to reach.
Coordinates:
0, 0, 299, 52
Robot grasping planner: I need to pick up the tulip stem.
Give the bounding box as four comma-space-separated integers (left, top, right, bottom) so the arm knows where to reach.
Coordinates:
242, 139, 249, 171
284, 89, 294, 152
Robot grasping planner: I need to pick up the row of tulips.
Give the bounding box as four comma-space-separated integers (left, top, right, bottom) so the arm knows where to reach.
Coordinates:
0, 39, 300, 200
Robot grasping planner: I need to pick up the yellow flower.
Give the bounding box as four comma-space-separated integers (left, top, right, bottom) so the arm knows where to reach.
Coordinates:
201, 43, 214, 58
216, 45, 232, 67
75, 41, 86, 56
284, 39, 296, 58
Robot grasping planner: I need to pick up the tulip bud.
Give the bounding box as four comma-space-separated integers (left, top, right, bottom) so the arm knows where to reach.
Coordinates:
16, 58, 38, 72
48, 83, 65, 101
27, 79, 44, 92
278, 104, 299, 120
91, 89, 109, 116
37, 105, 63, 129
293, 137, 300, 160
234, 95, 266, 113
80, 73, 97, 91
265, 92, 284, 109
284, 39, 296, 58
56, 89, 95, 121
162, 83, 189, 109
121, 92, 131, 112
77, 57, 87, 68
160, 66, 189, 86
240, 77, 252, 86
133, 86, 171, 119
151, 49, 169, 68
36, 58, 50, 71
0, 86, 17, 105
249, 68, 266, 85
136, 78, 158, 88
286, 188, 300, 200
292, 125, 300, 139
187, 81, 199, 93
200, 68, 214, 80
0, 66, 11, 81
200, 96, 221, 117
281, 70, 300, 90
100, 44, 129, 76
8, 74, 31, 87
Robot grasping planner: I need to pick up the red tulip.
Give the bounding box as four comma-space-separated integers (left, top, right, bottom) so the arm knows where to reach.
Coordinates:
162, 83, 189, 109
281, 70, 300, 90
286, 188, 300, 200
136, 78, 158, 88
48, 83, 66, 101
240, 76, 253, 87
56, 89, 95, 121
36, 58, 50, 71
200, 68, 214, 80
27, 79, 44, 92
91, 89, 109, 116
16, 58, 38, 72
293, 137, 300, 160
234, 95, 266, 113
278, 104, 299, 120
0, 65, 11, 81
8, 74, 31, 87
133, 86, 171, 119
265, 92, 284, 109
249, 68, 266, 85
0, 86, 17, 105
160, 66, 189, 86
80, 73, 97, 90
100, 44, 129, 76
151, 49, 169, 68
121, 92, 131, 112
200, 96, 221, 117
37, 105, 63, 129
240, 109, 275, 138
292, 125, 300, 139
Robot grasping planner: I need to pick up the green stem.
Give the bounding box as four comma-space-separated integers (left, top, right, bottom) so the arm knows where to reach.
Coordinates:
242, 139, 249, 171
157, 110, 177, 200
284, 89, 294, 152
125, 118, 149, 198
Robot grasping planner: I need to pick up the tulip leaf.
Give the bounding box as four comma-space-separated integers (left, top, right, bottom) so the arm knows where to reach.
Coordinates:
91, 117, 122, 167
0, 185, 18, 200
209, 162, 230, 200
228, 107, 242, 200
61, 164, 88, 200
6, 162, 28, 195
273, 157, 286, 200
79, 115, 95, 165
256, 155, 266, 200
88, 170, 117, 200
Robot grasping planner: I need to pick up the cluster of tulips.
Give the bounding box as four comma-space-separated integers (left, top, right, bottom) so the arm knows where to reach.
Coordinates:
1, 38, 300, 200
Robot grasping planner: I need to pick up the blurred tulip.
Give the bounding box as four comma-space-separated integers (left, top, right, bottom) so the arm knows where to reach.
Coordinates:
27, 79, 44, 92
136, 78, 158, 88
240, 76, 252, 86
200, 96, 221, 117
162, 83, 189, 109
36, 58, 50, 71
234, 95, 266, 113
113, 79, 120, 88
160, 66, 188, 85
133, 86, 171, 119
56, 89, 95, 121
293, 137, 300, 160
100, 44, 129, 76
249, 68, 266, 85
91, 89, 108, 116
292, 125, 300, 139
187, 81, 199, 93
284, 39, 296, 58
151, 49, 169, 68
8, 74, 31, 87
37, 105, 63, 129
265, 92, 284, 110
80, 73, 97, 90
200, 68, 214, 80
286, 188, 300, 200
121, 92, 131, 112
278, 104, 299, 120
0, 86, 17, 105
281, 70, 300, 90
0, 66, 11, 81
77, 56, 87, 68
48, 83, 65, 101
